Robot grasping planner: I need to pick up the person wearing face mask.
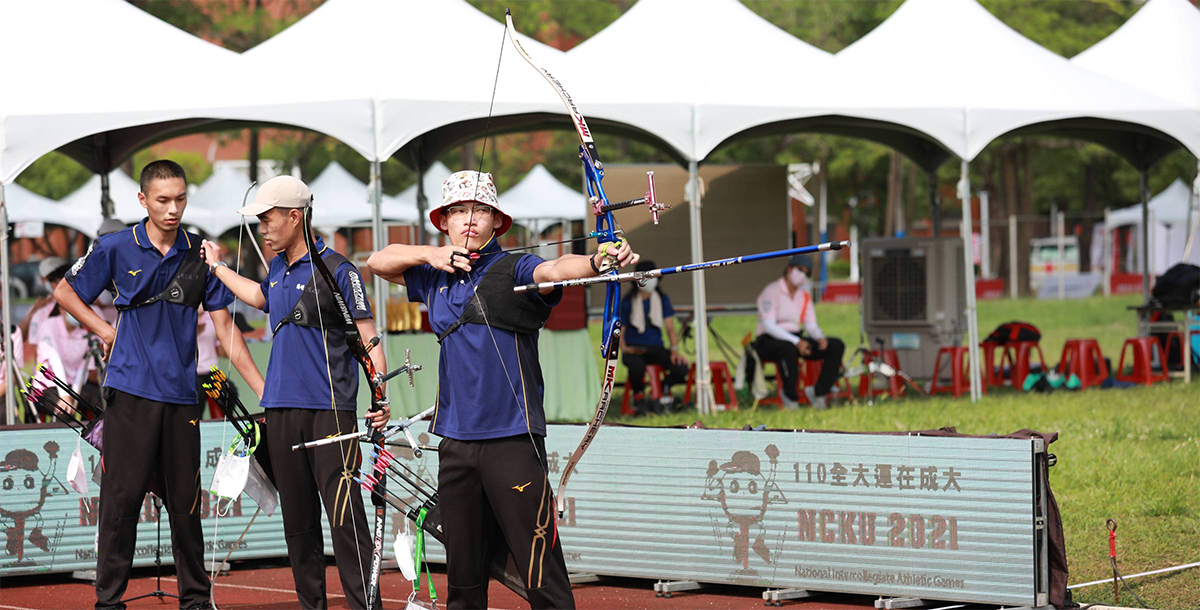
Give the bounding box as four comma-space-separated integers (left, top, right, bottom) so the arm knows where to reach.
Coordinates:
18, 257, 68, 344
619, 260, 688, 414
753, 255, 845, 409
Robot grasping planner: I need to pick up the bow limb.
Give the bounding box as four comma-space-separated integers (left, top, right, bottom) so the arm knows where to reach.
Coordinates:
505, 10, 621, 517
301, 209, 387, 610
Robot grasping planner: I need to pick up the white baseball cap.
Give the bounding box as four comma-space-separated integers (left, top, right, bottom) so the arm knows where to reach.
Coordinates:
237, 176, 312, 216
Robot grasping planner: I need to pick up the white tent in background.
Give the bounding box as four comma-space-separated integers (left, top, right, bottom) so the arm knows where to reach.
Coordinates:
502, 165, 587, 223
390, 161, 452, 230
306, 162, 378, 228
59, 171, 145, 226
5, 182, 100, 237
1110, 180, 1200, 228
1096, 179, 1200, 274
186, 165, 259, 238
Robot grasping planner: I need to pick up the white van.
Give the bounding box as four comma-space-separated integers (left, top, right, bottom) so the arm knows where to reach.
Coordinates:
1029, 236, 1080, 292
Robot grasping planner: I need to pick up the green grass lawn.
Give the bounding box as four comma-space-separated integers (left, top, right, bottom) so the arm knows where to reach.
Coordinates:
590, 294, 1151, 384
591, 295, 1200, 607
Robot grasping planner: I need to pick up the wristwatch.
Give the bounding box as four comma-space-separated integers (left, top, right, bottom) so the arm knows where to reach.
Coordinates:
210, 261, 230, 272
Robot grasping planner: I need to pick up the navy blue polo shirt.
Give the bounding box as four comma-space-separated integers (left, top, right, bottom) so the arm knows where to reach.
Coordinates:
620, 290, 676, 348
65, 219, 234, 405
259, 238, 372, 410
404, 239, 561, 441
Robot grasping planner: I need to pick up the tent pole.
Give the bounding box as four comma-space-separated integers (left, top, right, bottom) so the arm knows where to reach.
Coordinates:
413, 146, 428, 247
1009, 214, 1018, 299
1103, 208, 1112, 297
818, 161, 828, 298
1, 185, 15, 423
1140, 169, 1150, 301
929, 170, 940, 238
1057, 211, 1066, 300
958, 161, 982, 402
980, 191, 991, 279
688, 159, 712, 415
369, 159, 391, 384
95, 134, 115, 219
100, 171, 112, 219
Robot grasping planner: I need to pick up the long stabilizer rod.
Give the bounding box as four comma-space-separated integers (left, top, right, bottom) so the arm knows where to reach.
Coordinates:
514, 240, 850, 293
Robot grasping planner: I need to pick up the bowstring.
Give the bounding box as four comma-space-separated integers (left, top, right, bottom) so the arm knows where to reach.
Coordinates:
463, 16, 549, 479
304, 207, 369, 604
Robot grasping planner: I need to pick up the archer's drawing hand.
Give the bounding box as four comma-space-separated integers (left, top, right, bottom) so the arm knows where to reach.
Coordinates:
430, 246, 473, 274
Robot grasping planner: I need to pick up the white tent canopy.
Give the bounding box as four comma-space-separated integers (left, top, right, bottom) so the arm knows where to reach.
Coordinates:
1072, 0, 1200, 113
568, 0, 840, 163
833, 0, 1200, 163
1072, 0, 1200, 222
242, 0, 571, 163
0, 0, 249, 184
4, 182, 99, 237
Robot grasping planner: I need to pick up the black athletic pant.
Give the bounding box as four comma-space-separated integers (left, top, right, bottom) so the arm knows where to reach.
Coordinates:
754, 335, 846, 400
439, 435, 575, 610
95, 390, 208, 610
621, 345, 688, 394
266, 408, 377, 610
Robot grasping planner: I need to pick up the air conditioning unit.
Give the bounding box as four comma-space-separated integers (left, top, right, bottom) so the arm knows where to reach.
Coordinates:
861, 237, 966, 380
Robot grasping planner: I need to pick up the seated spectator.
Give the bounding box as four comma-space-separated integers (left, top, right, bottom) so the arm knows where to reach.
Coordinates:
619, 260, 688, 414
753, 255, 844, 409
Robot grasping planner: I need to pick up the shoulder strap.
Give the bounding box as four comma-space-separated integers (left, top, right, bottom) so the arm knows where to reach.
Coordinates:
273, 249, 352, 334
436, 254, 550, 344
117, 238, 207, 311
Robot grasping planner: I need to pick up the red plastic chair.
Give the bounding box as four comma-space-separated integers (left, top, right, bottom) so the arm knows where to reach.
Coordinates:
620, 364, 665, 416
929, 346, 984, 397
1056, 339, 1109, 389
1115, 337, 1169, 386
858, 349, 904, 398
684, 362, 739, 409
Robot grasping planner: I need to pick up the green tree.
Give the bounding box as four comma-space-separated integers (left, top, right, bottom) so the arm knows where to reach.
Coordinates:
14, 153, 92, 200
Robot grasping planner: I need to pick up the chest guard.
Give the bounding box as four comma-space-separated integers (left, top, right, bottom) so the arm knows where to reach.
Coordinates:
117, 240, 208, 312
273, 250, 355, 334
437, 253, 556, 344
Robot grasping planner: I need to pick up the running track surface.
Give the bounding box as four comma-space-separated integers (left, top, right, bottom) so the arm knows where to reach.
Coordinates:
1, 563, 878, 610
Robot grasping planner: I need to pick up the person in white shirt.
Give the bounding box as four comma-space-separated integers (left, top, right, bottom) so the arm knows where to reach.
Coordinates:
753, 255, 845, 409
